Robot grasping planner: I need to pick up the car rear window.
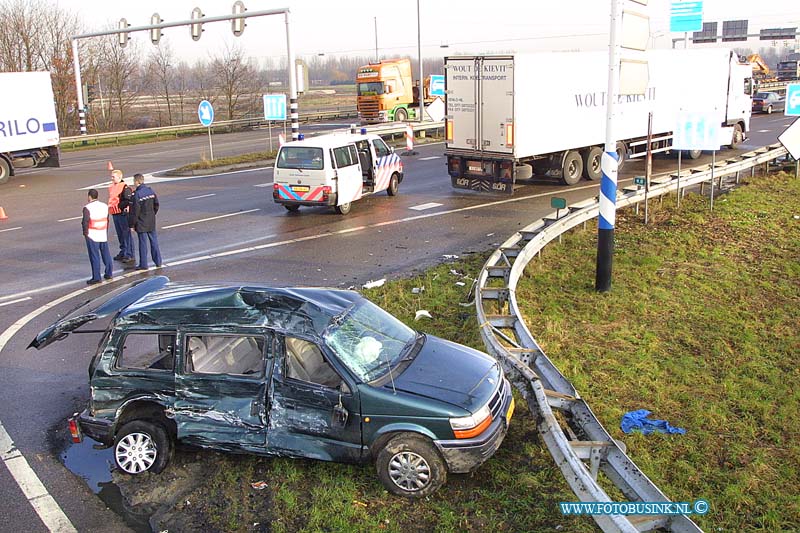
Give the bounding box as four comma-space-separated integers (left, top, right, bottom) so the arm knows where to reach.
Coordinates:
116, 332, 176, 371
277, 147, 324, 170
185, 335, 266, 377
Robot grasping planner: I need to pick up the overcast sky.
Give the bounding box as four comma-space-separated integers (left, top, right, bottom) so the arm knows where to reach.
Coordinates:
57, 0, 800, 64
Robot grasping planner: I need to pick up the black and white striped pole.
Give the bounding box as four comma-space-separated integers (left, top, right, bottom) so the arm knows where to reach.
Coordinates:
71, 38, 88, 143
285, 12, 299, 141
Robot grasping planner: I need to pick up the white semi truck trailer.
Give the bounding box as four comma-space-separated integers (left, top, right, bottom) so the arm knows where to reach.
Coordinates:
0, 72, 61, 184
444, 49, 753, 193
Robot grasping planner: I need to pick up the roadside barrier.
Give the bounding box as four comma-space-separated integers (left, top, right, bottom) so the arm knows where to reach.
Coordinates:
474, 144, 790, 533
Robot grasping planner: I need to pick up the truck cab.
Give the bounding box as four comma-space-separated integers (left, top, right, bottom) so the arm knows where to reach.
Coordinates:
272, 132, 403, 215
357, 59, 420, 123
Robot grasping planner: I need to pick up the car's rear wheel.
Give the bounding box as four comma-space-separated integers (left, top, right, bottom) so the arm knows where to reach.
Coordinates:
114, 421, 171, 475
335, 202, 352, 215
767, 105, 773, 114
376, 434, 446, 497
729, 123, 744, 149
284, 204, 300, 212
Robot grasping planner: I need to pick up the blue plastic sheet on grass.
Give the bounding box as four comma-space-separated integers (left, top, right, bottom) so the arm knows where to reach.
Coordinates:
621, 409, 686, 435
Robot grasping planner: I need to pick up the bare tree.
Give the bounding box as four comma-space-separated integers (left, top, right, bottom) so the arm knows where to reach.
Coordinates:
98, 36, 142, 129
172, 61, 192, 124
211, 43, 257, 120
193, 59, 217, 107
147, 44, 175, 126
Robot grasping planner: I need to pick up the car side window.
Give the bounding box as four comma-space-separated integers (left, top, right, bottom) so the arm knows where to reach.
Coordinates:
372, 138, 391, 158
284, 336, 342, 389
116, 332, 175, 371
333, 146, 357, 168
185, 335, 266, 377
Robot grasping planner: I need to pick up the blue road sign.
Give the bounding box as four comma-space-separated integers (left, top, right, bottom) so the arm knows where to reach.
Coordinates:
786, 83, 800, 117
430, 75, 445, 97
198, 100, 214, 127
263, 94, 287, 121
673, 110, 721, 151
670, 1, 703, 33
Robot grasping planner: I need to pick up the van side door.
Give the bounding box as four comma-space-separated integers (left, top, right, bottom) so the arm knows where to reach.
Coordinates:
266, 334, 363, 462
173, 328, 272, 452
371, 137, 401, 192
332, 144, 363, 204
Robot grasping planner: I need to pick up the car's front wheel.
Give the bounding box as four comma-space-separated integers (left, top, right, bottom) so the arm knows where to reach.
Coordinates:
376, 434, 446, 497
766, 105, 773, 114
114, 421, 171, 475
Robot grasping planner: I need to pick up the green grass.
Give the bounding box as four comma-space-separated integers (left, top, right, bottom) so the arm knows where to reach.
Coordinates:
175, 151, 277, 171
163, 172, 799, 532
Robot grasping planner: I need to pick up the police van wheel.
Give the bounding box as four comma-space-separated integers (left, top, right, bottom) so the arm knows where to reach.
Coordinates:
0, 158, 10, 185
335, 202, 352, 215
387, 174, 399, 196
284, 205, 300, 212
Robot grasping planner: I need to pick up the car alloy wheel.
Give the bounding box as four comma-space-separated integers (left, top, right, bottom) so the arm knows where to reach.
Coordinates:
388, 450, 431, 491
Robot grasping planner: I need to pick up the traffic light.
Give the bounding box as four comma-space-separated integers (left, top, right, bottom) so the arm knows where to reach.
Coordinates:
118, 18, 130, 48
191, 7, 204, 41
150, 13, 162, 45
232, 1, 246, 36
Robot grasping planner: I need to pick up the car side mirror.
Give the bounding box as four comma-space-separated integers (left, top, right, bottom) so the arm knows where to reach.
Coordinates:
332, 394, 349, 428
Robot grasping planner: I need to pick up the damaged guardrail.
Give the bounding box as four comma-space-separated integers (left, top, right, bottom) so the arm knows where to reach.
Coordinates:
475, 143, 791, 533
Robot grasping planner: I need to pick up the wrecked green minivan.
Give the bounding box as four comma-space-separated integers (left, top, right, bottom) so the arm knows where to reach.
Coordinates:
30, 277, 514, 497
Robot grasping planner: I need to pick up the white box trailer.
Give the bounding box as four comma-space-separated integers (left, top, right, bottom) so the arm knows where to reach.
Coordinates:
444, 49, 753, 193
0, 72, 61, 184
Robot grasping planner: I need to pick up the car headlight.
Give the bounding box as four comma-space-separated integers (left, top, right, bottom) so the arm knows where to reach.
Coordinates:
449, 403, 493, 439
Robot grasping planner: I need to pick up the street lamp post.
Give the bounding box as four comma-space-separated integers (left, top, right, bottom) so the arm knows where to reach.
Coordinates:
417, 0, 423, 123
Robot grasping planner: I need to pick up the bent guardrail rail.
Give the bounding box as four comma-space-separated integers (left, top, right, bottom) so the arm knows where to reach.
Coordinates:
475, 144, 790, 533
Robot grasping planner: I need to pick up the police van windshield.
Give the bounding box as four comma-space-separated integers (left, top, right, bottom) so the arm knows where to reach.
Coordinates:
276, 147, 324, 170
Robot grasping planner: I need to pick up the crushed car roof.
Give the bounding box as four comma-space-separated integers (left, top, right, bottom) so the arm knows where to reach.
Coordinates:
29, 276, 361, 349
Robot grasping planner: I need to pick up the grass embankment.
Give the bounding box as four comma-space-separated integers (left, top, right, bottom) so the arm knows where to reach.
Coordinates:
156, 173, 798, 532
176, 151, 277, 171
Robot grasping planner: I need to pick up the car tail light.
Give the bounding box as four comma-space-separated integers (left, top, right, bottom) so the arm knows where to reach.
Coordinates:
450, 404, 493, 439
446, 120, 453, 142
68, 417, 82, 444
322, 185, 331, 201
272, 183, 279, 198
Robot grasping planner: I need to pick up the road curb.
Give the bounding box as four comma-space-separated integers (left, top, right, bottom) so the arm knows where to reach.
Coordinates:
159, 159, 275, 177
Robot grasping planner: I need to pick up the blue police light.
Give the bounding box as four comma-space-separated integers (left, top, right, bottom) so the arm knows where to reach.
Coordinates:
298, 133, 305, 140
361, 128, 367, 135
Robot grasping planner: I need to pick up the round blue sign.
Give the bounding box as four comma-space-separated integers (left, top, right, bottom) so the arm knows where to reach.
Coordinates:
198, 100, 214, 127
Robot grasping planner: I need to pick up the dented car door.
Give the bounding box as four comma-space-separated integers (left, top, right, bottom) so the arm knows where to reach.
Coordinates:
266, 334, 363, 462
173, 328, 272, 452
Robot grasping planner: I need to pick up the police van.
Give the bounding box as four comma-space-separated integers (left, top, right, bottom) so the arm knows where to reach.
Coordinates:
273, 132, 403, 215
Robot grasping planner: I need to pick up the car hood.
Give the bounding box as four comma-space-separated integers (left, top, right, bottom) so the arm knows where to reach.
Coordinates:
28, 276, 169, 350
389, 335, 500, 413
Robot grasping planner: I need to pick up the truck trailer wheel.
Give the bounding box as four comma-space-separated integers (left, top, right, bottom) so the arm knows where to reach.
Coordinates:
729, 124, 744, 149
0, 158, 10, 185
394, 108, 408, 122
685, 149, 702, 160
561, 150, 583, 185
376, 433, 446, 498
582, 147, 603, 181
615, 141, 627, 171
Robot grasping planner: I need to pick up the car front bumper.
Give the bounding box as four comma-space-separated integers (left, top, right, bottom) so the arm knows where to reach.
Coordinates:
434, 383, 514, 474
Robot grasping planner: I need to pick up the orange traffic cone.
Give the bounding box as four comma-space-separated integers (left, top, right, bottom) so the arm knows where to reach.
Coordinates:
0, 206, 8, 220
107, 161, 114, 171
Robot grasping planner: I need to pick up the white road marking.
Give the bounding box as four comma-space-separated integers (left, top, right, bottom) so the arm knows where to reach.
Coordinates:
161, 208, 261, 229
409, 202, 443, 211
253, 182, 274, 188
57, 216, 83, 222
186, 193, 216, 200
419, 156, 440, 161
0, 226, 22, 233
1, 407, 77, 533
0, 297, 31, 308
757, 129, 770, 133
77, 166, 272, 190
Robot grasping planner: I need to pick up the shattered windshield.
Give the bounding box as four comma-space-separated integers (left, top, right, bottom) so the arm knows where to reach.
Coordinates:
323, 299, 416, 382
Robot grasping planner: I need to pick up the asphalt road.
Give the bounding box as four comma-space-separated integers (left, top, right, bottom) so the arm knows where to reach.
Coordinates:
0, 113, 793, 532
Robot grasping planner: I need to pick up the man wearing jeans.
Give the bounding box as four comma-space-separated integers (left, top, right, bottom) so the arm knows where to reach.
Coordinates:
129, 173, 163, 270
82, 189, 113, 284
107, 169, 135, 263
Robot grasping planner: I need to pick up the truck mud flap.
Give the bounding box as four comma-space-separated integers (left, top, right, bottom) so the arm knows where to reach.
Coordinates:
451, 176, 514, 194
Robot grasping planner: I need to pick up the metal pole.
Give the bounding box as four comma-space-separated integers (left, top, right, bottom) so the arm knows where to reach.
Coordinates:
374, 17, 378, 62
710, 150, 715, 212
596, 0, 621, 292
285, 11, 299, 140
677, 149, 682, 208
796, 159, 799, 178
645, 112, 652, 224
417, 0, 424, 123
684, 31, 689, 49
208, 126, 214, 160
71, 38, 87, 140
268, 120, 273, 153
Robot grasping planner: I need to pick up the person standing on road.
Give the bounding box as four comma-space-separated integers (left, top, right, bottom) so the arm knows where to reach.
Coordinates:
107, 169, 135, 264
129, 173, 163, 270
82, 188, 113, 285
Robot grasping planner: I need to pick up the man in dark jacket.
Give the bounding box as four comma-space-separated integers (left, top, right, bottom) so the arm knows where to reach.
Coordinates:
129, 173, 163, 270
